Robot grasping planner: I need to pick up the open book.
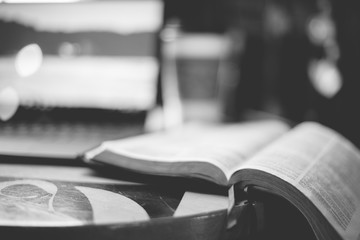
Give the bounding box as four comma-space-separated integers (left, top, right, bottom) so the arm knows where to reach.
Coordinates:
83, 120, 360, 240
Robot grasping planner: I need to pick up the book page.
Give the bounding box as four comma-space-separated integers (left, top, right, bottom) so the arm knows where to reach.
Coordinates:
243, 122, 360, 240
86, 120, 289, 181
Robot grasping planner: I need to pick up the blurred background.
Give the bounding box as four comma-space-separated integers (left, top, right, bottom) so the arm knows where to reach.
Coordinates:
163, 0, 360, 147
1, 0, 360, 148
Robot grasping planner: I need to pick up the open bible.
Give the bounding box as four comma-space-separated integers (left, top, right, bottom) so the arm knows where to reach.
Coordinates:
83, 120, 360, 240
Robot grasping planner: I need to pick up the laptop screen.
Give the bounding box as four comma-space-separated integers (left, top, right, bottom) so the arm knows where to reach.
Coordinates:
0, 0, 163, 117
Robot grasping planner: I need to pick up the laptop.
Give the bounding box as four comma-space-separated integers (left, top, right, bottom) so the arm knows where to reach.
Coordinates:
0, 0, 164, 161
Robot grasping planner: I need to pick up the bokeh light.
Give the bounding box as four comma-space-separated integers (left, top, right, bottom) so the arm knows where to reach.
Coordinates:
15, 43, 43, 78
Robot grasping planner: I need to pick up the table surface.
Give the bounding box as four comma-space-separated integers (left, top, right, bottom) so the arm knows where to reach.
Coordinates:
0, 162, 236, 240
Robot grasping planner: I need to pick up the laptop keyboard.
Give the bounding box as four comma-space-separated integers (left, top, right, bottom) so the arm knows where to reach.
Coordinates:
0, 107, 146, 159
0, 122, 132, 139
